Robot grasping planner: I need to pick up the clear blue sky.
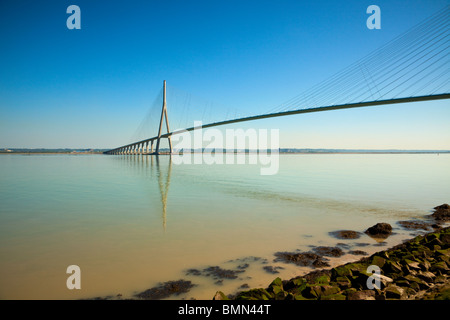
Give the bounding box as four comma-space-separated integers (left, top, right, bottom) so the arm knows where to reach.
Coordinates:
0, 0, 449, 149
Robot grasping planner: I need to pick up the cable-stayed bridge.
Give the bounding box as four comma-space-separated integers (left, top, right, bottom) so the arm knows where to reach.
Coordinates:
105, 7, 449, 155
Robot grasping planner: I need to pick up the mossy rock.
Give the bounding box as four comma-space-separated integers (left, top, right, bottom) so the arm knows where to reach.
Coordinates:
437, 255, 449, 266
274, 291, 288, 300
436, 248, 450, 257
425, 232, 440, 242
419, 259, 432, 271
335, 276, 352, 289
403, 258, 421, 270
405, 287, 417, 297
409, 281, 420, 292
332, 262, 368, 279
416, 271, 435, 282
284, 277, 307, 295
213, 291, 230, 300
267, 277, 284, 295
302, 284, 341, 298
410, 235, 424, 245
431, 261, 449, 272
435, 288, 450, 300
395, 279, 410, 287
376, 251, 390, 259
348, 262, 369, 273
293, 293, 311, 300
404, 275, 430, 290
435, 275, 447, 283
384, 285, 405, 299
349, 274, 371, 290
371, 255, 387, 268
389, 249, 404, 259
284, 292, 295, 300
343, 288, 357, 296
383, 260, 403, 276
235, 288, 273, 300
331, 265, 353, 278
321, 285, 341, 296
310, 285, 323, 297
416, 246, 433, 259
402, 253, 415, 261
347, 289, 376, 300
291, 277, 306, 287
300, 286, 319, 299
320, 293, 346, 300
315, 275, 330, 285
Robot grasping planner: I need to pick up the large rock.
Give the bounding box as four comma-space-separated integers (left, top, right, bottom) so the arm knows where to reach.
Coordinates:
235, 288, 273, 300
431, 204, 450, 223
329, 230, 362, 239
135, 279, 195, 300
274, 251, 330, 268
312, 246, 345, 257
347, 290, 376, 300
213, 291, 229, 300
398, 220, 433, 231
384, 284, 406, 299
365, 223, 393, 239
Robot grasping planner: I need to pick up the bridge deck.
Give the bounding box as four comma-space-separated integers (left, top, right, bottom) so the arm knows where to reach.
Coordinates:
106, 93, 450, 154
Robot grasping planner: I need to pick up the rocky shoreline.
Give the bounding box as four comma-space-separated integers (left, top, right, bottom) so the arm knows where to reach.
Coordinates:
213, 204, 450, 300
86, 204, 449, 300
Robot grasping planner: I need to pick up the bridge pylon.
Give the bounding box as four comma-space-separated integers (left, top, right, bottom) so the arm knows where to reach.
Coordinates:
154, 80, 172, 155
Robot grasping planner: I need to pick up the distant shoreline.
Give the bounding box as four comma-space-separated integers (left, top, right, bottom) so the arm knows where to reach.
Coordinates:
1, 149, 449, 155
0, 152, 105, 155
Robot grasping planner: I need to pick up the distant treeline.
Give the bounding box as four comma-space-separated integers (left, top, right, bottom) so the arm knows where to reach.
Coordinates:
171, 148, 450, 153
278, 148, 450, 153
1, 148, 449, 154
0, 148, 107, 153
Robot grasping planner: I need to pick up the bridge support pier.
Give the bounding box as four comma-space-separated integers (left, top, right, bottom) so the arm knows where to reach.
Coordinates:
155, 80, 172, 155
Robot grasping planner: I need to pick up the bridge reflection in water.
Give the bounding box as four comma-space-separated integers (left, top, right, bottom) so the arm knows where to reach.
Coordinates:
114, 155, 172, 231
155, 155, 171, 231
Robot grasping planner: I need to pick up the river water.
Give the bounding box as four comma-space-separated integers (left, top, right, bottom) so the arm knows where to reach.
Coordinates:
0, 153, 448, 299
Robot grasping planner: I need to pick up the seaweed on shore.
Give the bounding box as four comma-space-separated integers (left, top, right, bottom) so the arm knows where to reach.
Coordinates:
274, 251, 331, 268
135, 279, 195, 300
186, 265, 245, 280
215, 225, 450, 300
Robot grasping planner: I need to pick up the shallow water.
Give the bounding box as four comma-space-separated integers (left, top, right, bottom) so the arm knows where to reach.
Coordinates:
0, 153, 448, 299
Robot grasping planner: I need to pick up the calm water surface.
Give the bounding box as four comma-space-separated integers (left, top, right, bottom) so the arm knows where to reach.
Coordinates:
0, 153, 448, 299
